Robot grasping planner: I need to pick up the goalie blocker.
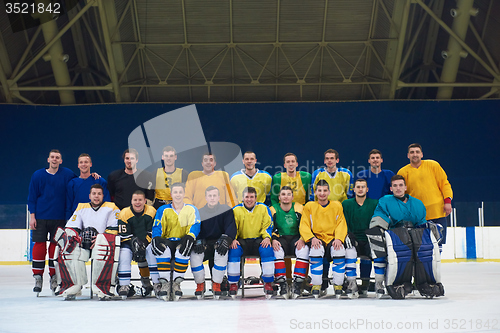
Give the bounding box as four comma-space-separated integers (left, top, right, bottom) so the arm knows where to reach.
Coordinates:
366, 222, 444, 299
54, 227, 120, 300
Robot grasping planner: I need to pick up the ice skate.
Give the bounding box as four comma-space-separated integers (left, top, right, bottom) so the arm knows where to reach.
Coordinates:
157, 278, 170, 301
311, 285, 321, 299
49, 275, 58, 296
33, 275, 43, 296
118, 285, 130, 300
195, 282, 205, 300
345, 279, 359, 299
172, 277, 183, 301
153, 282, 162, 298
141, 277, 154, 297
375, 278, 385, 299
334, 285, 343, 299
291, 279, 302, 299
229, 283, 238, 299
264, 282, 273, 299
359, 279, 369, 298
212, 282, 221, 300
279, 281, 289, 299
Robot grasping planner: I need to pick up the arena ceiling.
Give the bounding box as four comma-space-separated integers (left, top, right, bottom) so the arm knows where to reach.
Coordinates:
0, 0, 499, 104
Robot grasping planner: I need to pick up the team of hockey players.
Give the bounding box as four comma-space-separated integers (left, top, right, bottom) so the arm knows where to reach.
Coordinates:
28, 146, 451, 301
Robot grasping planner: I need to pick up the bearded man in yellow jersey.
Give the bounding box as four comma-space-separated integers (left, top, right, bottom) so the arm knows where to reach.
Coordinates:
398, 143, 453, 248
153, 146, 188, 209
270, 153, 312, 205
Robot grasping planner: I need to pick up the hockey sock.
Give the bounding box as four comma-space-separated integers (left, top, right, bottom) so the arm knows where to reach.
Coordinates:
309, 257, 323, 286
293, 258, 308, 280
373, 257, 386, 276
360, 259, 372, 279
345, 248, 357, 280
331, 257, 345, 286
172, 257, 189, 281
138, 261, 150, 278
274, 259, 286, 281
32, 242, 47, 276
48, 242, 57, 277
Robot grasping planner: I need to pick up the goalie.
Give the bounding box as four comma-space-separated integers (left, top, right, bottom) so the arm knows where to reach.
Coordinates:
366, 175, 444, 299
54, 184, 120, 300
117, 190, 156, 299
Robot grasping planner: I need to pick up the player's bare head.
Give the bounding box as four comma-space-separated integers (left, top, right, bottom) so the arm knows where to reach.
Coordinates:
283, 153, 298, 172
89, 184, 104, 206
78, 153, 91, 162
408, 143, 422, 153
162, 146, 177, 165
279, 185, 293, 204
171, 182, 185, 203
324, 149, 339, 160
202, 153, 216, 172
123, 148, 139, 160
315, 179, 330, 202
78, 153, 92, 172
390, 175, 406, 197
243, 151, 257, 170
162, 146, 177, 155
368, 149, 383, 168
283, 153, 297, 163
205, 186, 220, 208
242, 187, 257, 208
131, 190, 146, 212
369, 149, 382, 159
47, 149, 63, 167
354, 179, 368, 197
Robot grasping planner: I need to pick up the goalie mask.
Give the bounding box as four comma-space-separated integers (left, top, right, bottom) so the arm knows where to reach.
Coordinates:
82, 227, 98, 250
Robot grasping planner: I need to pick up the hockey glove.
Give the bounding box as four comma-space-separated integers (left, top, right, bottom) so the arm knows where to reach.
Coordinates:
151, 236, 168, 256
192, 239, 206, 254
344, 232, 358, 249
179, 235, 195, 257
81, 227, 98, 250
215, 234, 231, 256
131, 237, 147, 262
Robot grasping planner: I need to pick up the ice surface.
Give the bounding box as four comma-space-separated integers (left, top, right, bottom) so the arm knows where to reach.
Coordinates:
0, 262, 499, 333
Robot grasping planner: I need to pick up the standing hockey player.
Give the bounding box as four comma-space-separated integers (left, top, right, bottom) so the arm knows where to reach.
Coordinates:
190, 186, 237, 299
341, 179, 378, 297
54, 184, 120, 300
147, 183, 200, 301
66, 153, 110, 220
107, 149, 154, 210
227, 187, 275, 299
184, 153, 237, 209
230, 151, 272, 203
270, 186, 307, 299
117, 190, 156, 299
398, 143, 453, 249
270, 153, 312, 205
355, 149, 395, 200
299, 180, 348, 299
310, 149, 353, 203
367, 175, 444, 299
28, 149, 76, 295
153, 146, 189, 209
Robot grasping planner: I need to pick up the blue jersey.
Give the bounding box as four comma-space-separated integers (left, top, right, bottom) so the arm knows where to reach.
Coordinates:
356, 169, 395, 200
373, 194, 427, 229
28, 167, 76, 220
66, 176, 110, 219
198, 203, 237, 241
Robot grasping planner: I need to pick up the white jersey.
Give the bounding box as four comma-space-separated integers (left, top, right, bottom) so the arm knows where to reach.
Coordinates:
66, 202, 120, 233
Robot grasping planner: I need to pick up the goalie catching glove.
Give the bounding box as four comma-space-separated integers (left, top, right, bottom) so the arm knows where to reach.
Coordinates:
131, 237, 147, 262
215, 234, 231, 256
179, 235, 195, 256
152, 237, 168, 256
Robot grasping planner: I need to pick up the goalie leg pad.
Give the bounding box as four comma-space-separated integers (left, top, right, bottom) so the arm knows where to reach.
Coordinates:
409, 227, 444, 297
55, 228, 88, 296
366, 226, 387, 259
385, 227, 414, 288
91, 233, 120, 297
118, 247, 133, 286
190, 252, 206, 284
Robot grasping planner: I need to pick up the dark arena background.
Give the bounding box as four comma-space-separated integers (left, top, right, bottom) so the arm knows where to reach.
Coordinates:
1, 1, 500, 332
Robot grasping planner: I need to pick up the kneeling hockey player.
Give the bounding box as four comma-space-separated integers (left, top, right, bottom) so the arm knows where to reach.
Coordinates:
190, 186, 237, 299
367, 174, 444, 299
298, 180, 348, 299
54, 184, 120, 300
146, 182, 200, 301
117, 190, 156, 299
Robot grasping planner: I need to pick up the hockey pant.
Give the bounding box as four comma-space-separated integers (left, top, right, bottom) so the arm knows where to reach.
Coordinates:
91, 233, 120, 298
117, 245, 151, 286
54, 227, 89, 297
190, 250, 228, 284
147, 241, 190, 282
274, 244, 309, 282
227, 242, 275, 284
307, 243, 345, 287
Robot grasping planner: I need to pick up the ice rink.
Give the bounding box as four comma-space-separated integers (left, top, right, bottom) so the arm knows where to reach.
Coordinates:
1, 261, 499, 333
